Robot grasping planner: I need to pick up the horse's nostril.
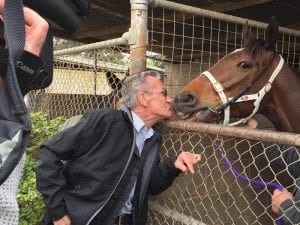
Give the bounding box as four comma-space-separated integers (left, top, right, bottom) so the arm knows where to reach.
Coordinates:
175, 93, 197, 105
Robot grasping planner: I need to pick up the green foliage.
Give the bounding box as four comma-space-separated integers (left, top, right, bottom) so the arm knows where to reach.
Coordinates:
53, 37, 83, 51
147, 54, 165, 69
17, 112, 65, 225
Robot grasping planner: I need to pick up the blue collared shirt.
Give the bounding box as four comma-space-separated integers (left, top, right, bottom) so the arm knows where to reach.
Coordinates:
119, 111, 154, 215
132, 111, 154, 154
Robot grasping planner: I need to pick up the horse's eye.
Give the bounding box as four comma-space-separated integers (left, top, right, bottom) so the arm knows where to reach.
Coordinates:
237, 61, 252, 69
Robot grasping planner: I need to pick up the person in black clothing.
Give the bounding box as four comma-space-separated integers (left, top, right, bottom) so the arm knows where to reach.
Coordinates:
246, 118, 300, 224
0, 1, 49, 225
268, 144, 300, 225
0, 1, 49, 94
35, 70, 201, 225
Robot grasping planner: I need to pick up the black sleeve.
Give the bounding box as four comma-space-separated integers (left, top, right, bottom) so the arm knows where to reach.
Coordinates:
279, 188, 300, 225
148, 156, 181, 195
0, 46, 8, 78
264, 143, 300, 179
0, 47, 49, 96
35, 109, 109, 221
15, 50, 48, 95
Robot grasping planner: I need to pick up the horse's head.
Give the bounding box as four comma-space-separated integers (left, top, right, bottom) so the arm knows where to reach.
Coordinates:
105, 70, 128, 109
173, 17, 283, 126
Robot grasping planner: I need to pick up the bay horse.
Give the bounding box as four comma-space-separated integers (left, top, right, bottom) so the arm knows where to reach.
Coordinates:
173, 18, 300, 133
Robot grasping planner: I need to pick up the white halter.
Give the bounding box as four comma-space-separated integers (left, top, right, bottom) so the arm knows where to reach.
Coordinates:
201, 55, 285, 126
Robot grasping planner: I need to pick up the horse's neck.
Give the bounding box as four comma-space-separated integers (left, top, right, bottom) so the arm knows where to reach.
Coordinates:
262, 65, 300, 133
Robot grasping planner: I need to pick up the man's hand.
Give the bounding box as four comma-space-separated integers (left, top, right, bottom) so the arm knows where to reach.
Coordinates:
0, 1, 4, 14
174, 152, 201, 174
23, 7, 49, 56
272, 189, 294, 214
0, 1, 49, 56
53, 214, 71, 225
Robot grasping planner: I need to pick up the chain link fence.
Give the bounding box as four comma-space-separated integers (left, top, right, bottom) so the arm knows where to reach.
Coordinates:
28, 1, 300, 224
148, 121, 300, 225
29, 46, 129, 118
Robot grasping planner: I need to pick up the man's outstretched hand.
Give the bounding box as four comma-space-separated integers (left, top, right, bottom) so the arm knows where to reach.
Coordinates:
175, 152, 201, 174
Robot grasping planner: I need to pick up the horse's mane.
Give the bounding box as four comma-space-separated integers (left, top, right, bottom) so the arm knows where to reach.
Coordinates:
244, 38, 271, 65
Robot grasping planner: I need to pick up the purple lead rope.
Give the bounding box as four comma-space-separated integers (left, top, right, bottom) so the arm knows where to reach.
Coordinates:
214, 137, 284, 225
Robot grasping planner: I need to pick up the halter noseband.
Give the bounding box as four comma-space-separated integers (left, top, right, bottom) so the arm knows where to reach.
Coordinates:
201, 54, 284, 126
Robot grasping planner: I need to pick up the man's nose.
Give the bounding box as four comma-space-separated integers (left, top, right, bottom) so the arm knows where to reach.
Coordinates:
167, 96, 173, 103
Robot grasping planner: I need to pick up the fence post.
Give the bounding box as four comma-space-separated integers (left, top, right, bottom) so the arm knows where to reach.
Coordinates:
129, 0, 149, 75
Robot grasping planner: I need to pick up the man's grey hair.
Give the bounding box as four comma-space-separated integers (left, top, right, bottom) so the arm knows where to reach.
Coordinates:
120, 70, 161, 108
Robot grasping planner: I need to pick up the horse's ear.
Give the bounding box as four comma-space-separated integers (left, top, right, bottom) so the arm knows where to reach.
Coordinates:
265, 16, 279, 50
106, 71, 121, 90
242, 21, 254, 47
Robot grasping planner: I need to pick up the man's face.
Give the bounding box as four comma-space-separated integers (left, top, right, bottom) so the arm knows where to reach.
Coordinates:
143, 76, 173, 120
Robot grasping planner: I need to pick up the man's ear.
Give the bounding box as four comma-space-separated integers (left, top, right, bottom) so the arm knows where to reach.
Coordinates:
138, 92, 149, 106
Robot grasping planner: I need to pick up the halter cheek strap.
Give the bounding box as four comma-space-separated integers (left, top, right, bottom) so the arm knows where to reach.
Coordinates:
201, 54, 285, 126
201, 71, 230, 124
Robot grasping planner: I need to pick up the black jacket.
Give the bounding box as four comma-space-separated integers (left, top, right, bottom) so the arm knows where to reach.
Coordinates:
36, 106, 180, 225
265, 143, 300, 224
280, 179, 300, 225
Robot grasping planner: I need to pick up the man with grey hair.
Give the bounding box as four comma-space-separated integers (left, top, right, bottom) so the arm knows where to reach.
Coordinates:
36, 70, 201, 225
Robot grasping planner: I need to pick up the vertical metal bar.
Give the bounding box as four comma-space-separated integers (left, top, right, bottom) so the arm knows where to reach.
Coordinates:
93, 49, 97, 95
129, 0, 149, 75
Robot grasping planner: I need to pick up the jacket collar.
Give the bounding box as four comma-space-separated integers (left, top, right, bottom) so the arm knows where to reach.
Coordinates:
120, 104, 133, 122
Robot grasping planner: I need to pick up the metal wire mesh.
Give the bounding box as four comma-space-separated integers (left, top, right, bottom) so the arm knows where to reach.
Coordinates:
29, 46, 129, 118
148, 5, 300, 97
146, 2, 300, 225
148, 122, 300, 225
27, 2, 300, 225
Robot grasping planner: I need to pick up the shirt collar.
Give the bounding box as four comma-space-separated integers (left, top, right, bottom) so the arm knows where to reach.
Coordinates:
131, 111, 154, 137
